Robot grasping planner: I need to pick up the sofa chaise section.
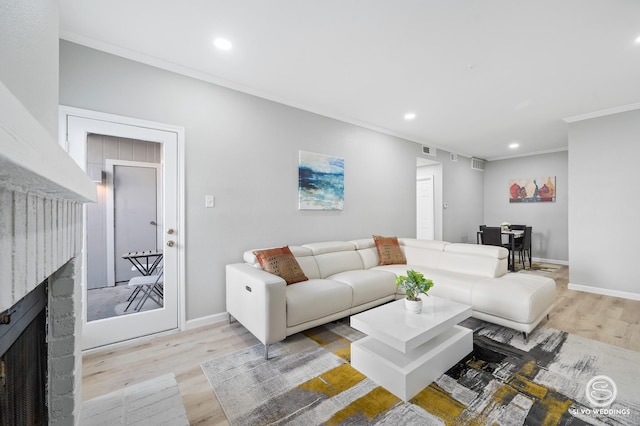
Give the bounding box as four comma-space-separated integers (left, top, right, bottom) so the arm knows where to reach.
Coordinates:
226, 237, 556, 359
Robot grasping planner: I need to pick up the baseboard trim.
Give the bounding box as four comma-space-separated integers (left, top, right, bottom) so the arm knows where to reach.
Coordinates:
532, 257, 568, 266
568, 283, 640, 301
185, 312, 229, 330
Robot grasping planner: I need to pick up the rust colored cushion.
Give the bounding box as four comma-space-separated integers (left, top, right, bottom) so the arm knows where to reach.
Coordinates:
253, 246, 309, 285
373, 235, 407, 265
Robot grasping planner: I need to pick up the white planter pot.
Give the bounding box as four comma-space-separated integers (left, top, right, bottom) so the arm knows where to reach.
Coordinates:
404, 298, 423, 314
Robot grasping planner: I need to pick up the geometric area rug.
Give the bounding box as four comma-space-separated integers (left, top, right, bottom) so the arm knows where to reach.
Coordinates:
202, 318, 640, 425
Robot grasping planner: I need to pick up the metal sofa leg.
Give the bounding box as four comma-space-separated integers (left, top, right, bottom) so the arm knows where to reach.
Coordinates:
264, 344, 270, 360
523, 332, 528, 344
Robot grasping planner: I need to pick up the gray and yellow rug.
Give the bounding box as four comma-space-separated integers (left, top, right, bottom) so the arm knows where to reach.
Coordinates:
202, 319, 640, 425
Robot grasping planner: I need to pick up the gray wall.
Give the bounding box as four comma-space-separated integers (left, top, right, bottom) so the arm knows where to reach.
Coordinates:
415, 154, 485, 244
568, 109, 640, 298
57, 42, 403, 319
442, 155, 485, 244
483, 151, 569, 263
60, 41, 486, 321
0, 0, 59, 137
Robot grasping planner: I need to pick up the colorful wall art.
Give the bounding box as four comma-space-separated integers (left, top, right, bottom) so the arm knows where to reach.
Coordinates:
509, 176, 556, 202
298, 151, 344, 210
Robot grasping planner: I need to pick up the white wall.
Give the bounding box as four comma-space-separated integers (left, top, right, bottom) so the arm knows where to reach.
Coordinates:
0, 0, 59, 137
483, 151, 568, 263
568, 109, 640, 299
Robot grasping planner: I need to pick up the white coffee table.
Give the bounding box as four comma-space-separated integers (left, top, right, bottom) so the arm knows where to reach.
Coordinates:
350, 296, 473, 401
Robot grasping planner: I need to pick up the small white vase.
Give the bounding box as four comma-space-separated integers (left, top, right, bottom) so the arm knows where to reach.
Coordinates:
404, 298, 423, 314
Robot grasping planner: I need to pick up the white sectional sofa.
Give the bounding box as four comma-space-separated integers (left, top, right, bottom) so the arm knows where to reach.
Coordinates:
226, 237, 556, 359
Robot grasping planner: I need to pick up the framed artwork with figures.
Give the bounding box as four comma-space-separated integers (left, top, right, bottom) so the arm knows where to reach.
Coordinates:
509, 176, 556, 203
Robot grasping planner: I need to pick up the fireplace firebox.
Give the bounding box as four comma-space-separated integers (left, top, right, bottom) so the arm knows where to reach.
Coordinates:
0, 282, 48, 425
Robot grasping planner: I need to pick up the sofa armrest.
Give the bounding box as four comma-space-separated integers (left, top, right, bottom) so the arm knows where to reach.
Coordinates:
225, 263, 287, 346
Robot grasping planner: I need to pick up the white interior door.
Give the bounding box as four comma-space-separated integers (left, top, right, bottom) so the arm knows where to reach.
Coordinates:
417, 176, 435, 240
62, 109, 183, 350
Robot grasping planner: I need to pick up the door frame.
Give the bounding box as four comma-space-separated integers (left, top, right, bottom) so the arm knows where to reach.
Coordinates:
106, 160, 163, 287
59, 105, 186, 347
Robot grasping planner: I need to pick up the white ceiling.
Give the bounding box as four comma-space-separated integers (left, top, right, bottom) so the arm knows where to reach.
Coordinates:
59, 0, 640, 160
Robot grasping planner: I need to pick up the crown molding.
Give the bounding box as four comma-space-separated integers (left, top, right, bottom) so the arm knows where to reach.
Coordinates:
485, 146, 568, 162
563, 102, 640, 123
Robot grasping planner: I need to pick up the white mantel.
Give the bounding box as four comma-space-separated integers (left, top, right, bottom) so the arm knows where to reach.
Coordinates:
0, 80, 96, 313
1, 80, 96, 426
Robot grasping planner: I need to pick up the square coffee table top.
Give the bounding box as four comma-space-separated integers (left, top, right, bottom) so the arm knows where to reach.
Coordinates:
350, 297, 472, 353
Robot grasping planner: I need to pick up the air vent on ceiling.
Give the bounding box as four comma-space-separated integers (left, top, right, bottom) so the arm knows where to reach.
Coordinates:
471, 157, 485, 171
421, 145, 437, 157
450, 153, 458, 162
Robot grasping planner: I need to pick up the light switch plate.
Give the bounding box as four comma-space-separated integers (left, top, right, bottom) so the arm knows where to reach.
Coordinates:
205, 195, 215, 208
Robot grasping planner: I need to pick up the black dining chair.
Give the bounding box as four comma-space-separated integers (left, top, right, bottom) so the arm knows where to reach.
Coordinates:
510, 224, 526, 231
515, 226, 532, 269
477, 225, 486, 244
481, 226, 503, 247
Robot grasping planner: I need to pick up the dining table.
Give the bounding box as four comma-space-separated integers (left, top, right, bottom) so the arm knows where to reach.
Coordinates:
121, 249, 163, 276
477, 229, 523, 272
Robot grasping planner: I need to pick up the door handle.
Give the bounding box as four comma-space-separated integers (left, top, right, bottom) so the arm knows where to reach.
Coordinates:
167, 228, 174, 235
166, 240, 175, 247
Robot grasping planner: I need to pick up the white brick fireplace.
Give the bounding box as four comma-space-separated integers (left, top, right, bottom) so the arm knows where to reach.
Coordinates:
1, 82, 96, 424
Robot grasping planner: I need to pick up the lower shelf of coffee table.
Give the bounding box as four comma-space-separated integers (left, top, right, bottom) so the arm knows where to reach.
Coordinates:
351, 325, 472, 402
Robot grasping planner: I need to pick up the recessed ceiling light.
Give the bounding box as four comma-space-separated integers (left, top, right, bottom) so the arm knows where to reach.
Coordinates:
213, 38, 233, 51
509, 142, 520, 149
404, 112, 416, 121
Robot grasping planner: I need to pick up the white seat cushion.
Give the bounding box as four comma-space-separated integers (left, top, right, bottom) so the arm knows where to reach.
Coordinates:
472, 274, 556, 324
328, 270, 397, 306
286, 279, 352, 327
373, 265, 478, 305
416, 269, 479, 305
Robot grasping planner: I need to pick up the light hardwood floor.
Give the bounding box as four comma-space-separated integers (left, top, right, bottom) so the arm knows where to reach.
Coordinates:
82, 265, 640, 425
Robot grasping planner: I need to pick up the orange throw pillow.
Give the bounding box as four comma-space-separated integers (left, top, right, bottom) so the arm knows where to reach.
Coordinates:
253, 246, 309, 285
373, 235, 407, 265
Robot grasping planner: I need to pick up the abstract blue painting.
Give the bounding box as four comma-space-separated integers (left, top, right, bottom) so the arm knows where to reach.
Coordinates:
298, 151, 344, 210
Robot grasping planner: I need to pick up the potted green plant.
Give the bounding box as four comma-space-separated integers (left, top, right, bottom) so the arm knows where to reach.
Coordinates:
396, 269, 435, 313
